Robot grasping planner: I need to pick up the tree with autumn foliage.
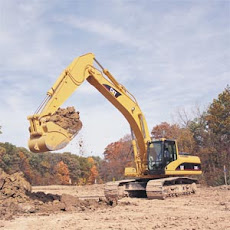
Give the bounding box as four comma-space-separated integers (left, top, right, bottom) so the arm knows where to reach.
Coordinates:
151, 122, 195, 153
100, 135, 133, 181
0, 141, 97, 186
54, 161, 70, 185
87, 157, 99, 184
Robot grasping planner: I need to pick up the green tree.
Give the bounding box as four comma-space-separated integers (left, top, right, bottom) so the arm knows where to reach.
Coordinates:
188, 86, 230, 185
206, 85, 230, 140
205, 85, 230, 185
0, 142, 20, 173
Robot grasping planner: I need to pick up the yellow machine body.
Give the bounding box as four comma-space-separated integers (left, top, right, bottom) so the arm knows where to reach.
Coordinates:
28, 53, 201, 179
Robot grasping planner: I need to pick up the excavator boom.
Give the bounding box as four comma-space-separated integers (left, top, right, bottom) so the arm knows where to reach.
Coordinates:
28, 53, 151, 176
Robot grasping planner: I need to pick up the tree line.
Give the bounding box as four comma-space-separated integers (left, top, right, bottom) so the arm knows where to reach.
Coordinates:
0, 142, 101, 185
0, 85, 229, 186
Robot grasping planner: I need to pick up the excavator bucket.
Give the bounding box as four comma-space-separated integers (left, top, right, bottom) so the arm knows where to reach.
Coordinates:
28, 107, 82, 153
28, 120, 74, 153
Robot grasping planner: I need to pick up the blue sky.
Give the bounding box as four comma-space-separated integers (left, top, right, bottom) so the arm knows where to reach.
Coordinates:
0, 0, 229, 157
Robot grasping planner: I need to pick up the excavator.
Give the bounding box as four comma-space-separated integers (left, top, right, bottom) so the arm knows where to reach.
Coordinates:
27, 53, 202, 201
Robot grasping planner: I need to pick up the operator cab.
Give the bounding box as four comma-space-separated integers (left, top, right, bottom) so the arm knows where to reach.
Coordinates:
147, 139, 177, 175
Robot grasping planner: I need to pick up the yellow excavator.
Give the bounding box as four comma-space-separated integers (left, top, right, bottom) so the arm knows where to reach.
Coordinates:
27, 53, 201, 200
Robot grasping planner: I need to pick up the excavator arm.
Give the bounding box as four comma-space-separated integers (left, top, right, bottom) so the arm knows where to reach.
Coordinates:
28, 53, 151, 176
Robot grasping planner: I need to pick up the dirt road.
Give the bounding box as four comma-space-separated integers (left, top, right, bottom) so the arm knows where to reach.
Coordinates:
1, 184, 230, 230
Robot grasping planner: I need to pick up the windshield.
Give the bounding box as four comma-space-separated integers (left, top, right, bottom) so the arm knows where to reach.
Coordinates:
148, 141, 163, 170
148, 140, 177, 171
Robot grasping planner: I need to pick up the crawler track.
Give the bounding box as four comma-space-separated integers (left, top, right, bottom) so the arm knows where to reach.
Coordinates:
104, 179, 135, 204
104, 177, 198, 201
146, 177, 197, 199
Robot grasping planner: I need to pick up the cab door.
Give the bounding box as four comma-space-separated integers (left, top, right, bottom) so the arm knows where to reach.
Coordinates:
147, 141, 165, 175
163, 140, 177, 165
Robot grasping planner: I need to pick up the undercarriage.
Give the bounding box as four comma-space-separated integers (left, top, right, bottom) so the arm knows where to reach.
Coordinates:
104, 177, 198, 204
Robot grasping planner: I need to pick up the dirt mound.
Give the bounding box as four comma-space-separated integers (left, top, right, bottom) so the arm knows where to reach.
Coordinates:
48, 107, 82, 135
0, 171, 110, 220
0, 170, 31, 202
0, 170, 32, 220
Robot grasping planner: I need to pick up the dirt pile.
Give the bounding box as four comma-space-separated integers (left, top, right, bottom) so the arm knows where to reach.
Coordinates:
48, 107, 82, 135
0, 170, 31, 202
0, 171, 109, 220
0, 170, 32, 220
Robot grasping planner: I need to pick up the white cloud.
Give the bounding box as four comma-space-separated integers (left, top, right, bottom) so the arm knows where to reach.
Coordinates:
56, 15, 147, 49
0, 0, 229, 157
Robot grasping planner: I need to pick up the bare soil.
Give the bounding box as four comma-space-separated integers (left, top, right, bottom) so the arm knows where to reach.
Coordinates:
0, 171, 109, 221
1, 179, 230, 230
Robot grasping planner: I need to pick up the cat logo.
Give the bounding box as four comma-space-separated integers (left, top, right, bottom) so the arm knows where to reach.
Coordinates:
103, 84, 121, 98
